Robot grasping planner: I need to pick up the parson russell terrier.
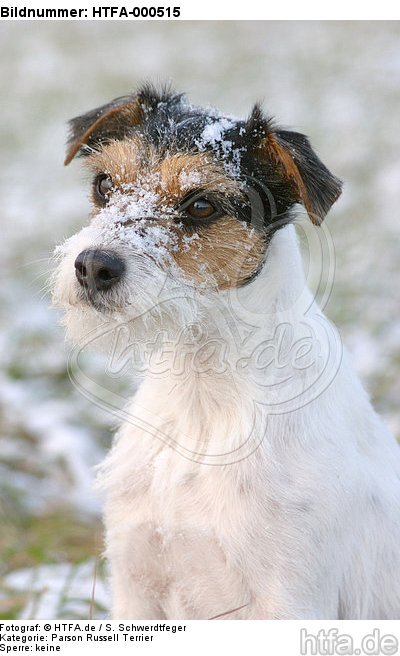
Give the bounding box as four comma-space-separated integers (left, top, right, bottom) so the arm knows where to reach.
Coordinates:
53, 84, 400, 620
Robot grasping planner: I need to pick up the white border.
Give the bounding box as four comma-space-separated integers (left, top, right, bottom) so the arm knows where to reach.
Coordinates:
0, 0, 399, 21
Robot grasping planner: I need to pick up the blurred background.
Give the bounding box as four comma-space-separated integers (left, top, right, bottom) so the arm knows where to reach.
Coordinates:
0, 21, 399, 619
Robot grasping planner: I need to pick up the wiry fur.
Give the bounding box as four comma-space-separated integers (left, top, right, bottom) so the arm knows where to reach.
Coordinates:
53, 84, 400, 619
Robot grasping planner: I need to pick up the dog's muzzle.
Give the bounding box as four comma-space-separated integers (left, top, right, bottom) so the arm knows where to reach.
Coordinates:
74, 249, 125, 292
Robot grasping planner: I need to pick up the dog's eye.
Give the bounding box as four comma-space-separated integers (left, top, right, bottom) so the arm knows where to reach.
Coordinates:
95, 174, 113, 203
186, 198, 217, 220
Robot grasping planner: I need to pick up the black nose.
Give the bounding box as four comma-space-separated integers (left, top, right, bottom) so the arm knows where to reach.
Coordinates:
74, 249, 125, 291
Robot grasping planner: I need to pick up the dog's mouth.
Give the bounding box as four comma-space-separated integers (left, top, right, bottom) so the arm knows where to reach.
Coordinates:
74, 284, 116, 314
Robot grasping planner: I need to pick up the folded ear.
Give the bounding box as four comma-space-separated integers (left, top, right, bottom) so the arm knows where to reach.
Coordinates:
259, 129, 342, 225
64, 94, 144, 165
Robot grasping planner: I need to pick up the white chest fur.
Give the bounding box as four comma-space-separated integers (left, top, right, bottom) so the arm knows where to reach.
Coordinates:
97, 225, 400, 620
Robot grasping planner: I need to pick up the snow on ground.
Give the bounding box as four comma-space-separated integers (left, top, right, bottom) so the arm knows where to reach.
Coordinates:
3, 561, 109, 620
0, 21, 399, 618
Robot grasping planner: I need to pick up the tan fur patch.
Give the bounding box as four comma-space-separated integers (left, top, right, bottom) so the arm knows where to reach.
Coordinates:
87, 140, 241, 198
157, 153, 241, 201
86, 136, 154, 186
262, 134, 313, 221
174, 218, 266, 289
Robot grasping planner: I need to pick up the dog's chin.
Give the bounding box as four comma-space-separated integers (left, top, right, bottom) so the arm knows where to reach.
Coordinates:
56, 281, 205, 358
55, 300, 110, 348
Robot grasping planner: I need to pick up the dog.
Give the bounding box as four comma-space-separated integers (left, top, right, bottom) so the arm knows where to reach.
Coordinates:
53, 83, 400, 619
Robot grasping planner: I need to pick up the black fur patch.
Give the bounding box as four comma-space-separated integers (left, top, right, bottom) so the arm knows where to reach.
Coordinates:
274, 129, 343, 224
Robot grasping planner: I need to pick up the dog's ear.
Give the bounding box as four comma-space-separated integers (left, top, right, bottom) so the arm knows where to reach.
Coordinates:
262, 130, 342, 224
64, 95, 144, 165
249, 107, 342, 225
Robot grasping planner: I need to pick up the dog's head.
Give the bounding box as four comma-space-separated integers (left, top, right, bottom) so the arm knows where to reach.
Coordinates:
53, 84, 342, 341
